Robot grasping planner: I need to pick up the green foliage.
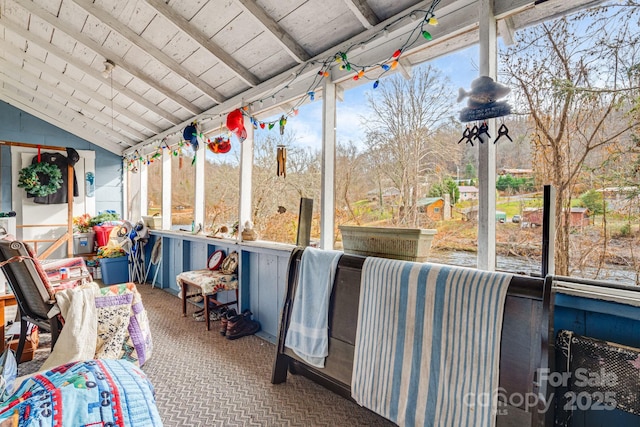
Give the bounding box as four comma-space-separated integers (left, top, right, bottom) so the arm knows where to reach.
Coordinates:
464, 163, 476, 179
17, 162, 62, 197
579, 189, 606, 215
619, 223, 632, 237
89, 211, 121, 226
429, 177, 460, 204
496, 175, 535, 193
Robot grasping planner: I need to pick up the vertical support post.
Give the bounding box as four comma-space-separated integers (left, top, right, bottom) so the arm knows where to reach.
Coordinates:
321, 79, 337, 250
238, 115, 254, 239
140, 159, 148, 217
542, 185, 556, 276
194, 144, 205, 231
122, 158, 129, 227
161, 148, 172, 230
477, 0, 498, 271
66, 164, 74, 257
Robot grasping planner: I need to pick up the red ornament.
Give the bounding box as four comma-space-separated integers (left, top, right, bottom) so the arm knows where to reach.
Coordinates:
260, 123, 265, 129
226, 109, 247, 142
392, 49, 402, 58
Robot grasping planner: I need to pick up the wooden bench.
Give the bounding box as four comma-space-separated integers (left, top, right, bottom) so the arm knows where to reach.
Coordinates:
272, 248, 554, 426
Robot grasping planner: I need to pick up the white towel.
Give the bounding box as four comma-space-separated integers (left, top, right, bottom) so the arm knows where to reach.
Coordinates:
285, 247, 342, 368
352, 258, 512, 427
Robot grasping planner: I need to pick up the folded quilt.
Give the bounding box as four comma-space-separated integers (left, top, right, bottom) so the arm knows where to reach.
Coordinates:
285, 247, 342, 368
41, 282, 152, 371
0, 359, 162, 426
352, 258, 512, 427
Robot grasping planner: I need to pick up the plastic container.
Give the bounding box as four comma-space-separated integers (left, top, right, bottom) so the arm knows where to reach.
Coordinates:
100, 256, 129, 285
142, 215, 162, 230
93, 225, 115, 247
73, 232, 95, 255
339, 225, 437, 262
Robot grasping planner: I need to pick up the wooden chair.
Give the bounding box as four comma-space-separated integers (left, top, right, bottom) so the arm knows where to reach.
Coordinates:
0, 239, 90, 362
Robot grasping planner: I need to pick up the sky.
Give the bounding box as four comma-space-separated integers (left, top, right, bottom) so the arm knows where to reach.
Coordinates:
201, 44, 481, 164
254, 45, 481, 151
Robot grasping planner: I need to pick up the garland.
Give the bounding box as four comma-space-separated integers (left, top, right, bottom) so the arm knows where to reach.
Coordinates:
17, 162, 63, 197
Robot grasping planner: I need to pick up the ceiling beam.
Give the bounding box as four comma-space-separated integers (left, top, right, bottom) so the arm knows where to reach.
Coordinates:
234, 0, 311, 63
143, 0, 260, 88
0, 56, 146, 141
14, 0, 202, 115
0, 73, 137, 146
0, 87, 127, 154
0, 41, 163, 135
72, 0, 226, 104
0, 17, 182, 126
343, 0, 381, 29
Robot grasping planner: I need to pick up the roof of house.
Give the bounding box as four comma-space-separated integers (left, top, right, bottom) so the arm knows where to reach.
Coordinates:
416, 197, 443, 206
458, 186, 479, 193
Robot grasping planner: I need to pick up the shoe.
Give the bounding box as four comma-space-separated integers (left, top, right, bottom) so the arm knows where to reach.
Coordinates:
194, 311, 222, 322
192, 308, 204, 318
226, 313, 260, 340
220, 308, 236, 336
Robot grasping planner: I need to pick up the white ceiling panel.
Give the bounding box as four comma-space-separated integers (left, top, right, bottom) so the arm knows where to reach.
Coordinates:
0, 0, 603, 155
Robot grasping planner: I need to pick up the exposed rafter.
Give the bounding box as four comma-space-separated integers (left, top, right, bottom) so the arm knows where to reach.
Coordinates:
0, 84, 129, 153
14, 0, 202, 115
0, 41, 162, 135
343, 0, 381, 29
0, 17, 182, 126
234, 0, 311, 63
143, 0, 260, 88
71, 0, 226, 104
0, 71, 137, 145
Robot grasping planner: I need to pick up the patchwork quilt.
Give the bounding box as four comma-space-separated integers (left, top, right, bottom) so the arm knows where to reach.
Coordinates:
41, 282, 152, 372
0, 359, 162, 426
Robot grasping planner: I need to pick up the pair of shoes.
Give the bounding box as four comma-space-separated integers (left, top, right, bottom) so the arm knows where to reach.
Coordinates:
192, 308, 204, 318
194, 311, 222, 322
220, 308, 235, 336
226, 309, 260, 340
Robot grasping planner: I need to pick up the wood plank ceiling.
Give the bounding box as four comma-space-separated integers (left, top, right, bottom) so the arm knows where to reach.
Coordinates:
0, 0, 602, 157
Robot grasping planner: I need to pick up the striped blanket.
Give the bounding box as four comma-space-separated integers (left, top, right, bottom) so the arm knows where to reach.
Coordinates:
351, 258, 512, 427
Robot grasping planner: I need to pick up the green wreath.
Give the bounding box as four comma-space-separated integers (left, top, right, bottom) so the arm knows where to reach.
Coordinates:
17, 162, 63, 197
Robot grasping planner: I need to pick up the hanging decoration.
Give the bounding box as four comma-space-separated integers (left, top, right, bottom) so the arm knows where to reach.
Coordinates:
17, 162, 63, 197
226, 109, 247, 143
124, 0, 443, 170
456, 76, 514, 146
207, 137, 232, 154
457, 76, 512, 123
276, 145, 287, 177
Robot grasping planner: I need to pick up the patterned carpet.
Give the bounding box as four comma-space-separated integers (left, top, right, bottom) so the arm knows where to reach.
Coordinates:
18, 283, 393, 427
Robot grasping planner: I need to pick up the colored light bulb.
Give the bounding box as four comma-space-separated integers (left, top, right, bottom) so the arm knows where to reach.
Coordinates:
308, 91, 315, 101
392, 49, 402, 58
429, 17, 438, 25
382, 64, 390, 71
373, 80, 379, 89
358, 70, 365, 78
391, 60, 398, 69
422, 31, 432, 40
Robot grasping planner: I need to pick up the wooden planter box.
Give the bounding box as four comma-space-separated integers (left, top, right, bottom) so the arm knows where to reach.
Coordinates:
339, 226, 437, 262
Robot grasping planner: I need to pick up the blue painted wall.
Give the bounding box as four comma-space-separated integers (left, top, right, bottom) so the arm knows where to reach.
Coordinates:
0, 101, 123, 214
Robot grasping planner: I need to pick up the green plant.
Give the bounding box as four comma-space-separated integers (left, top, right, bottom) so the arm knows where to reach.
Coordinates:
89, 211, 121, 226
17, 162, 62, 197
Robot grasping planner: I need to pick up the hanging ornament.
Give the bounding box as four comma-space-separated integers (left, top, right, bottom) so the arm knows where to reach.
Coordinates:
279, 115, 287, 135
268, 123, 275, 130
226, 109, 247, 142
182, 121, 203, 151
276, 145, 287, 178
207, 137, 231, 154
260, 122, 265, 129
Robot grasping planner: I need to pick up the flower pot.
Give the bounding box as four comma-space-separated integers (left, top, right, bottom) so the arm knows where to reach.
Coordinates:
339, 225, 437, 262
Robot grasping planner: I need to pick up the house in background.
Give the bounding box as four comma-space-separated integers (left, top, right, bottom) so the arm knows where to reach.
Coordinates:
521, 207, 591, 228
417, 195, 451, 221
458, 186, 479, 201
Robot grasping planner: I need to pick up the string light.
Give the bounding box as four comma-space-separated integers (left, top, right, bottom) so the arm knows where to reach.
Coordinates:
125, 0, 443, 166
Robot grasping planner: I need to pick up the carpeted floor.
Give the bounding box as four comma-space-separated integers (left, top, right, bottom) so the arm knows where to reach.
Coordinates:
18, 283, 393, 427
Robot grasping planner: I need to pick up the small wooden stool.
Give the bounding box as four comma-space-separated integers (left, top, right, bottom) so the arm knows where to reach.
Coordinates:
176, 269, 238, 331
